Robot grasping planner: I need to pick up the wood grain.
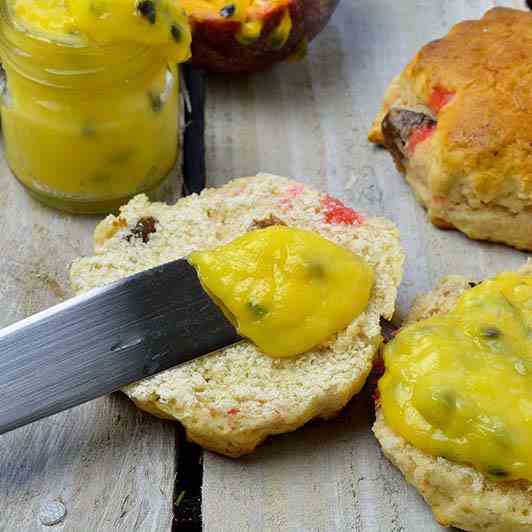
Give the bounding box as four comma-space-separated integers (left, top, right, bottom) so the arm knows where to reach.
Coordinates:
202, 1, 528, 531
0, 152, 182, 531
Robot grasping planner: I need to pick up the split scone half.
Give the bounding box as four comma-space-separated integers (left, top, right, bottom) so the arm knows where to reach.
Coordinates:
71, 173, 404, 457
369, 7, 532, 251
373, 262, 532, 532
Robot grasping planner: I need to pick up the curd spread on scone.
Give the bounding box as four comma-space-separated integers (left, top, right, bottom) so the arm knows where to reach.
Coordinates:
189, 226, 375, 358
0, 0, 191, 212
379, 273, 532, 481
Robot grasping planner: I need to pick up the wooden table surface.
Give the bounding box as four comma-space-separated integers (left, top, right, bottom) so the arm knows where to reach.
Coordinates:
0, 1, 528, 531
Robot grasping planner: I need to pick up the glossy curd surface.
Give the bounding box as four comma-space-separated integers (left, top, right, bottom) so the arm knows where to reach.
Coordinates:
0, 0, 191, 212
8, 0, 191, 61
189, 226, 375, 358
379, 273, 532, 481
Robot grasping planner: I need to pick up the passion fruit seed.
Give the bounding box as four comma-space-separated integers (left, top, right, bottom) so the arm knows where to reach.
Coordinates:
219, 4, 235, 18
148, 91, 163, 112
438, 390, 456, 409
81, 123, 96, 138
308, 261, 326, 279
170, 24, 181, 42
108, 149, 133, 164
90, 172, 110, 184
137, 0, 156, 24
487, 467, 509, 478
482, 327, 502, 338
247, 302, 268, 320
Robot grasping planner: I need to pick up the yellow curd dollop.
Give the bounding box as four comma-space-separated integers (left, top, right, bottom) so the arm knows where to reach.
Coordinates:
189, 226, 375, 358
379, 272, 532, 481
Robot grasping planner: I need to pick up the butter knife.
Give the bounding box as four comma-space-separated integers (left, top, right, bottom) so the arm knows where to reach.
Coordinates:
0, 259, 240, 435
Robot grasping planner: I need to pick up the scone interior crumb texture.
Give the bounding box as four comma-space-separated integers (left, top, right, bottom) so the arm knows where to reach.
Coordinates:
370, 8, 532, 251
373, 262, 532, 532
71, 174, 404, 457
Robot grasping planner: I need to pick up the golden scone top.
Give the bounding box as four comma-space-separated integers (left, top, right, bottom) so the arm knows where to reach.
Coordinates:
379, 272, 532, 482
371, 8, 532, 250
189, 225, 375, 358
406, 8, 532, 199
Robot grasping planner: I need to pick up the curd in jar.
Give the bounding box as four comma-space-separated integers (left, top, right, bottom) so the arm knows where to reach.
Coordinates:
0, 0, 191, 213
189, 226, 375, 358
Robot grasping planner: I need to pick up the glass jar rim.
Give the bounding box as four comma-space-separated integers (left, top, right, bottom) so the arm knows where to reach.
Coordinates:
0, 0, 165, 87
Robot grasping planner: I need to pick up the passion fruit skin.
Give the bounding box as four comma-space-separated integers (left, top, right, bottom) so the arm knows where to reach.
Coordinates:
302, 0, 340, 40
188, 0, 340, 73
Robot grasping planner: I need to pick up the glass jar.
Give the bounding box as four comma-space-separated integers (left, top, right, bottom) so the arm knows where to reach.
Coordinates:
0, 2, 184, 213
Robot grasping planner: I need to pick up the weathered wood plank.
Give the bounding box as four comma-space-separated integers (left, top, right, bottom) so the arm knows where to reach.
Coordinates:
0, 151, 181, 531
202, 1, 528, 531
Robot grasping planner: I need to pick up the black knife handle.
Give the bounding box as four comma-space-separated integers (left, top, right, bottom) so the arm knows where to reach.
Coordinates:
182, 64, 206, 196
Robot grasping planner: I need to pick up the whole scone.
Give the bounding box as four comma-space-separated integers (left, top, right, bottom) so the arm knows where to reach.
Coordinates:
369, 8, 532, 251
71, 174, 404, 457
373, 262, 532, 532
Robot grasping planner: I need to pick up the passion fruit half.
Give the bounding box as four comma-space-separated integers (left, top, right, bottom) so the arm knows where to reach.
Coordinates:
181, 0, 340, 73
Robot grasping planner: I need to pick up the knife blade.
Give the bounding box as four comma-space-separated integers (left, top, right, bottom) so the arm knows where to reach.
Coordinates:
0, 259, 241, 435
